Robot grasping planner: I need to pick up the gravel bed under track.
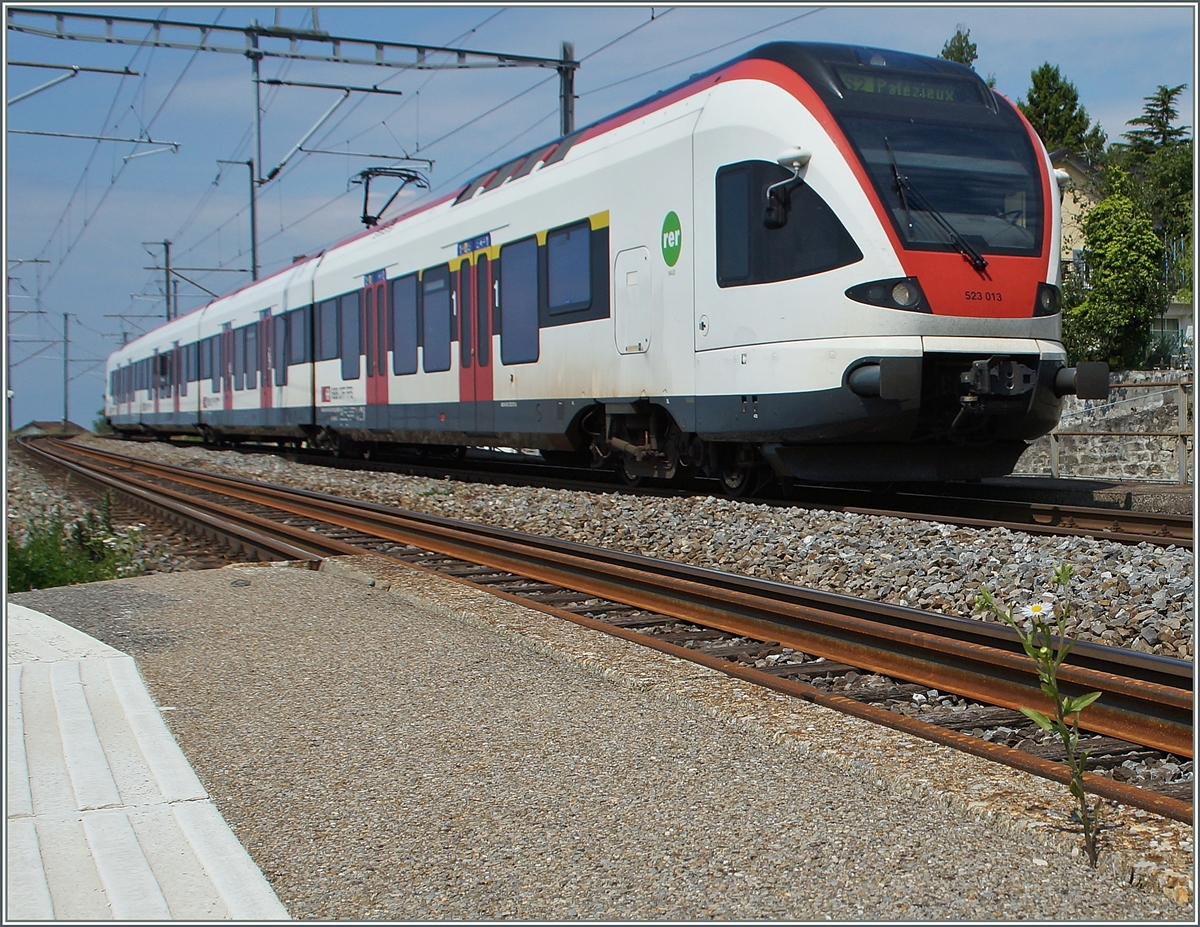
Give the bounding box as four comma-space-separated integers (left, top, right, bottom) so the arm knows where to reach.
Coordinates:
36, 435, 1195, 662
10, 562, 1194, 918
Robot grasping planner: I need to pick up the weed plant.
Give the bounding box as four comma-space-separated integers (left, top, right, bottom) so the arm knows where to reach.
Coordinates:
976, 564, 1104, 867
7, 494, 145, 592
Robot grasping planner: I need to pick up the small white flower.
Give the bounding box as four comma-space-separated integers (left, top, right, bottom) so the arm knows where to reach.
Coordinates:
1020, 602, 1052, 618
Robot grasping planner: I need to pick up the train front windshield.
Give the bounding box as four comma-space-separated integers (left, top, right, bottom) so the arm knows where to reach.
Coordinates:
830, 68, 1045, 258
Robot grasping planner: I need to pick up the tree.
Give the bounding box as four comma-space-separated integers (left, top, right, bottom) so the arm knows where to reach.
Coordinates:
1123, 84, 1189, 154
1062, 170, 1165, 369
938, 25, 996, 87
1107, 84, 1193, 300
1019, 64, 1107, 165
939, 25, 977, 67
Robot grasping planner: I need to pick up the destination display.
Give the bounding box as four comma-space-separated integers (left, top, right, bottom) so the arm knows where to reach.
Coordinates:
837, 68, 978, 105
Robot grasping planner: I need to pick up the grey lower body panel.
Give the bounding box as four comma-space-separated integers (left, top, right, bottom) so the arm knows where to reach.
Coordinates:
760, 441, 1030, 483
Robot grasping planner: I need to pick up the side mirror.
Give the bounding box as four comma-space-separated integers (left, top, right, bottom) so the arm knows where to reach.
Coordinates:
776, 147, 811, 172
763, 148, 811, 229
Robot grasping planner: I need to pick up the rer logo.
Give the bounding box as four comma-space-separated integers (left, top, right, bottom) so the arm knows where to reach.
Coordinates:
661, 211, 682, 267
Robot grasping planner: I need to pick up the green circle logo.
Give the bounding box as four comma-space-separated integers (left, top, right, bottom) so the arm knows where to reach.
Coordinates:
661, 211, 682, 267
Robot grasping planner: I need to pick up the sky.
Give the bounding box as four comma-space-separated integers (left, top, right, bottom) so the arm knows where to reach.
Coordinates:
4, 2, 1196, 428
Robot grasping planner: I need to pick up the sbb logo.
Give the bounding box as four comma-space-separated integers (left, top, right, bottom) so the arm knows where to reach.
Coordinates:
321, 386, 331, 402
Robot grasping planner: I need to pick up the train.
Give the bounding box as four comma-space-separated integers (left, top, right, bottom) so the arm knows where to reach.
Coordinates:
106, 40, 1108, 492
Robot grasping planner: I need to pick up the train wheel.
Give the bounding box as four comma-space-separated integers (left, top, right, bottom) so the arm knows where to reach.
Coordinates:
718, 463, 756, 497
619, 459, 643, 488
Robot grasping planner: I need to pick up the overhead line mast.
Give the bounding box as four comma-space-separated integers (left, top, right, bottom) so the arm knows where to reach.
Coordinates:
8, 6, 578, 288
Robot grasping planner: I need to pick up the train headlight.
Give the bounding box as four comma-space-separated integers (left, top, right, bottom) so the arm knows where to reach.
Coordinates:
845, 277, 930, 313
891, 282, 917, 307
1034, 283, 1061, 317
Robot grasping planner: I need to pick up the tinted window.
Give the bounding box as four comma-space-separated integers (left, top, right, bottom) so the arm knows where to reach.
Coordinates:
211, 337, 222, 392
233, 328, 246, 390
317, 299, 339, 361
716, 160, 863, 287
500, 237, 539, 365
838, 115, 1042, 255
457, 267, 471, 370
340, 292, 360, 380
476, 255, 490, 367
547, 221, 591, 313
363, 288, 376, 377
274, 314, 288, 386
289, 306, 310, 364
422, 266, 452, 373
246, 323, 258, 387
390, 274, 419, 375
199, 337, 212, 381
717, 167, 751, 283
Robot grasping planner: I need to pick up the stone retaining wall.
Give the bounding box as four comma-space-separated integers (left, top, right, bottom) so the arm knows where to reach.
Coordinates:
1013, 370, 1194, 482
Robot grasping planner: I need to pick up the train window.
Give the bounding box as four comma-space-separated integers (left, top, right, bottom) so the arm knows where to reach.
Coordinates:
422, 266, 452, 373
715, 160, 862, 287
499, 236, 539, 365
340, 291, 360, 380
390, 273, 419, 375
200, 337, 212, 382
317, 299, 339, 361
246, 323, 258, 388
364, 288, 376, 377
274, 314, 288, 386
233, 327, 246, 391
158, 353, 171, 400
476, 255, 490, 367
288, 307, 310, 365
456, 266, 471, 370
717, 167, 751, 283
211, 338, 222, 392
547, 220, 591, 314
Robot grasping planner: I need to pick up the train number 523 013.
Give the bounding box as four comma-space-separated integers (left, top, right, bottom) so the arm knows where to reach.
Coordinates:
965, 290, 1003, 301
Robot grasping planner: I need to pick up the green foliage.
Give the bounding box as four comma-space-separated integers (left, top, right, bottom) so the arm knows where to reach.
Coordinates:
1019, 63, 1107, 166
1123, 84, 1190, 154
6, 496, 145, 592
976, 564, 1104, 868
939, 25, 977, 66
92, 408, 114, 434
1062, 171, 1165, 368
938, 25, 996, 87
1107, 84, 1193, 304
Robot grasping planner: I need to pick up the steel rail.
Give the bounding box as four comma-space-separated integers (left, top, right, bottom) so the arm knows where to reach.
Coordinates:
20, 438, 360, 562
49, 439, 1194, 761
191, 440, 1194, 549
494, 598, 1194, 824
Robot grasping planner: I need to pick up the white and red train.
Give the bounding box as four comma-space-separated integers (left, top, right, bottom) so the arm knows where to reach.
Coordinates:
106, 41, 1105, 488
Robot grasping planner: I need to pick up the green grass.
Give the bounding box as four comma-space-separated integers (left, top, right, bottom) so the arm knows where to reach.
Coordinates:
7, 495, 146, 592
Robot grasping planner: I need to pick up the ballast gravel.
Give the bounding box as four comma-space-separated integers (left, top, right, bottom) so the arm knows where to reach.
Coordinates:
11, 562, 1193, 919
47, 434, 1195, 662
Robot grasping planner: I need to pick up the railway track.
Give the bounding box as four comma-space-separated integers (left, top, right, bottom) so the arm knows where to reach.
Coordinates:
139, 436, 1193, 550
26, 435, 1194, 822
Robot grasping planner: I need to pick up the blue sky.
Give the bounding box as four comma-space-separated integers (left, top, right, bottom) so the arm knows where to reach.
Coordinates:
4, 3, 1195, 427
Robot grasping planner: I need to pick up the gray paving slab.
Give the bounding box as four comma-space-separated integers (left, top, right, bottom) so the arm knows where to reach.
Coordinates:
5, 601, 289, 921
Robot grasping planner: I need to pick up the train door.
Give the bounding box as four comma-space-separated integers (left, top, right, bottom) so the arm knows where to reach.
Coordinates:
473, 255, 494, 431
362, 270, 389, 425
172, 342, 181, 415
456, 256, 494, 433
152, 349, 161, 418
614, 247, 652, 354
221, 323, 234, 412
258, 310, 273, 412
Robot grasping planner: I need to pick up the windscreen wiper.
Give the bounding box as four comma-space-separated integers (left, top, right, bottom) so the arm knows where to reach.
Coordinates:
885, 139, 988, 272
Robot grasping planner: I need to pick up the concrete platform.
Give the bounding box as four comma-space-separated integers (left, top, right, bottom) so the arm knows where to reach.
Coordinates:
5, 602, 289, 921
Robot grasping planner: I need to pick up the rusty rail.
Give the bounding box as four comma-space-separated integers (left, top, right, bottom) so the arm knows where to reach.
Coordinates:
32, 436, 1194, 820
